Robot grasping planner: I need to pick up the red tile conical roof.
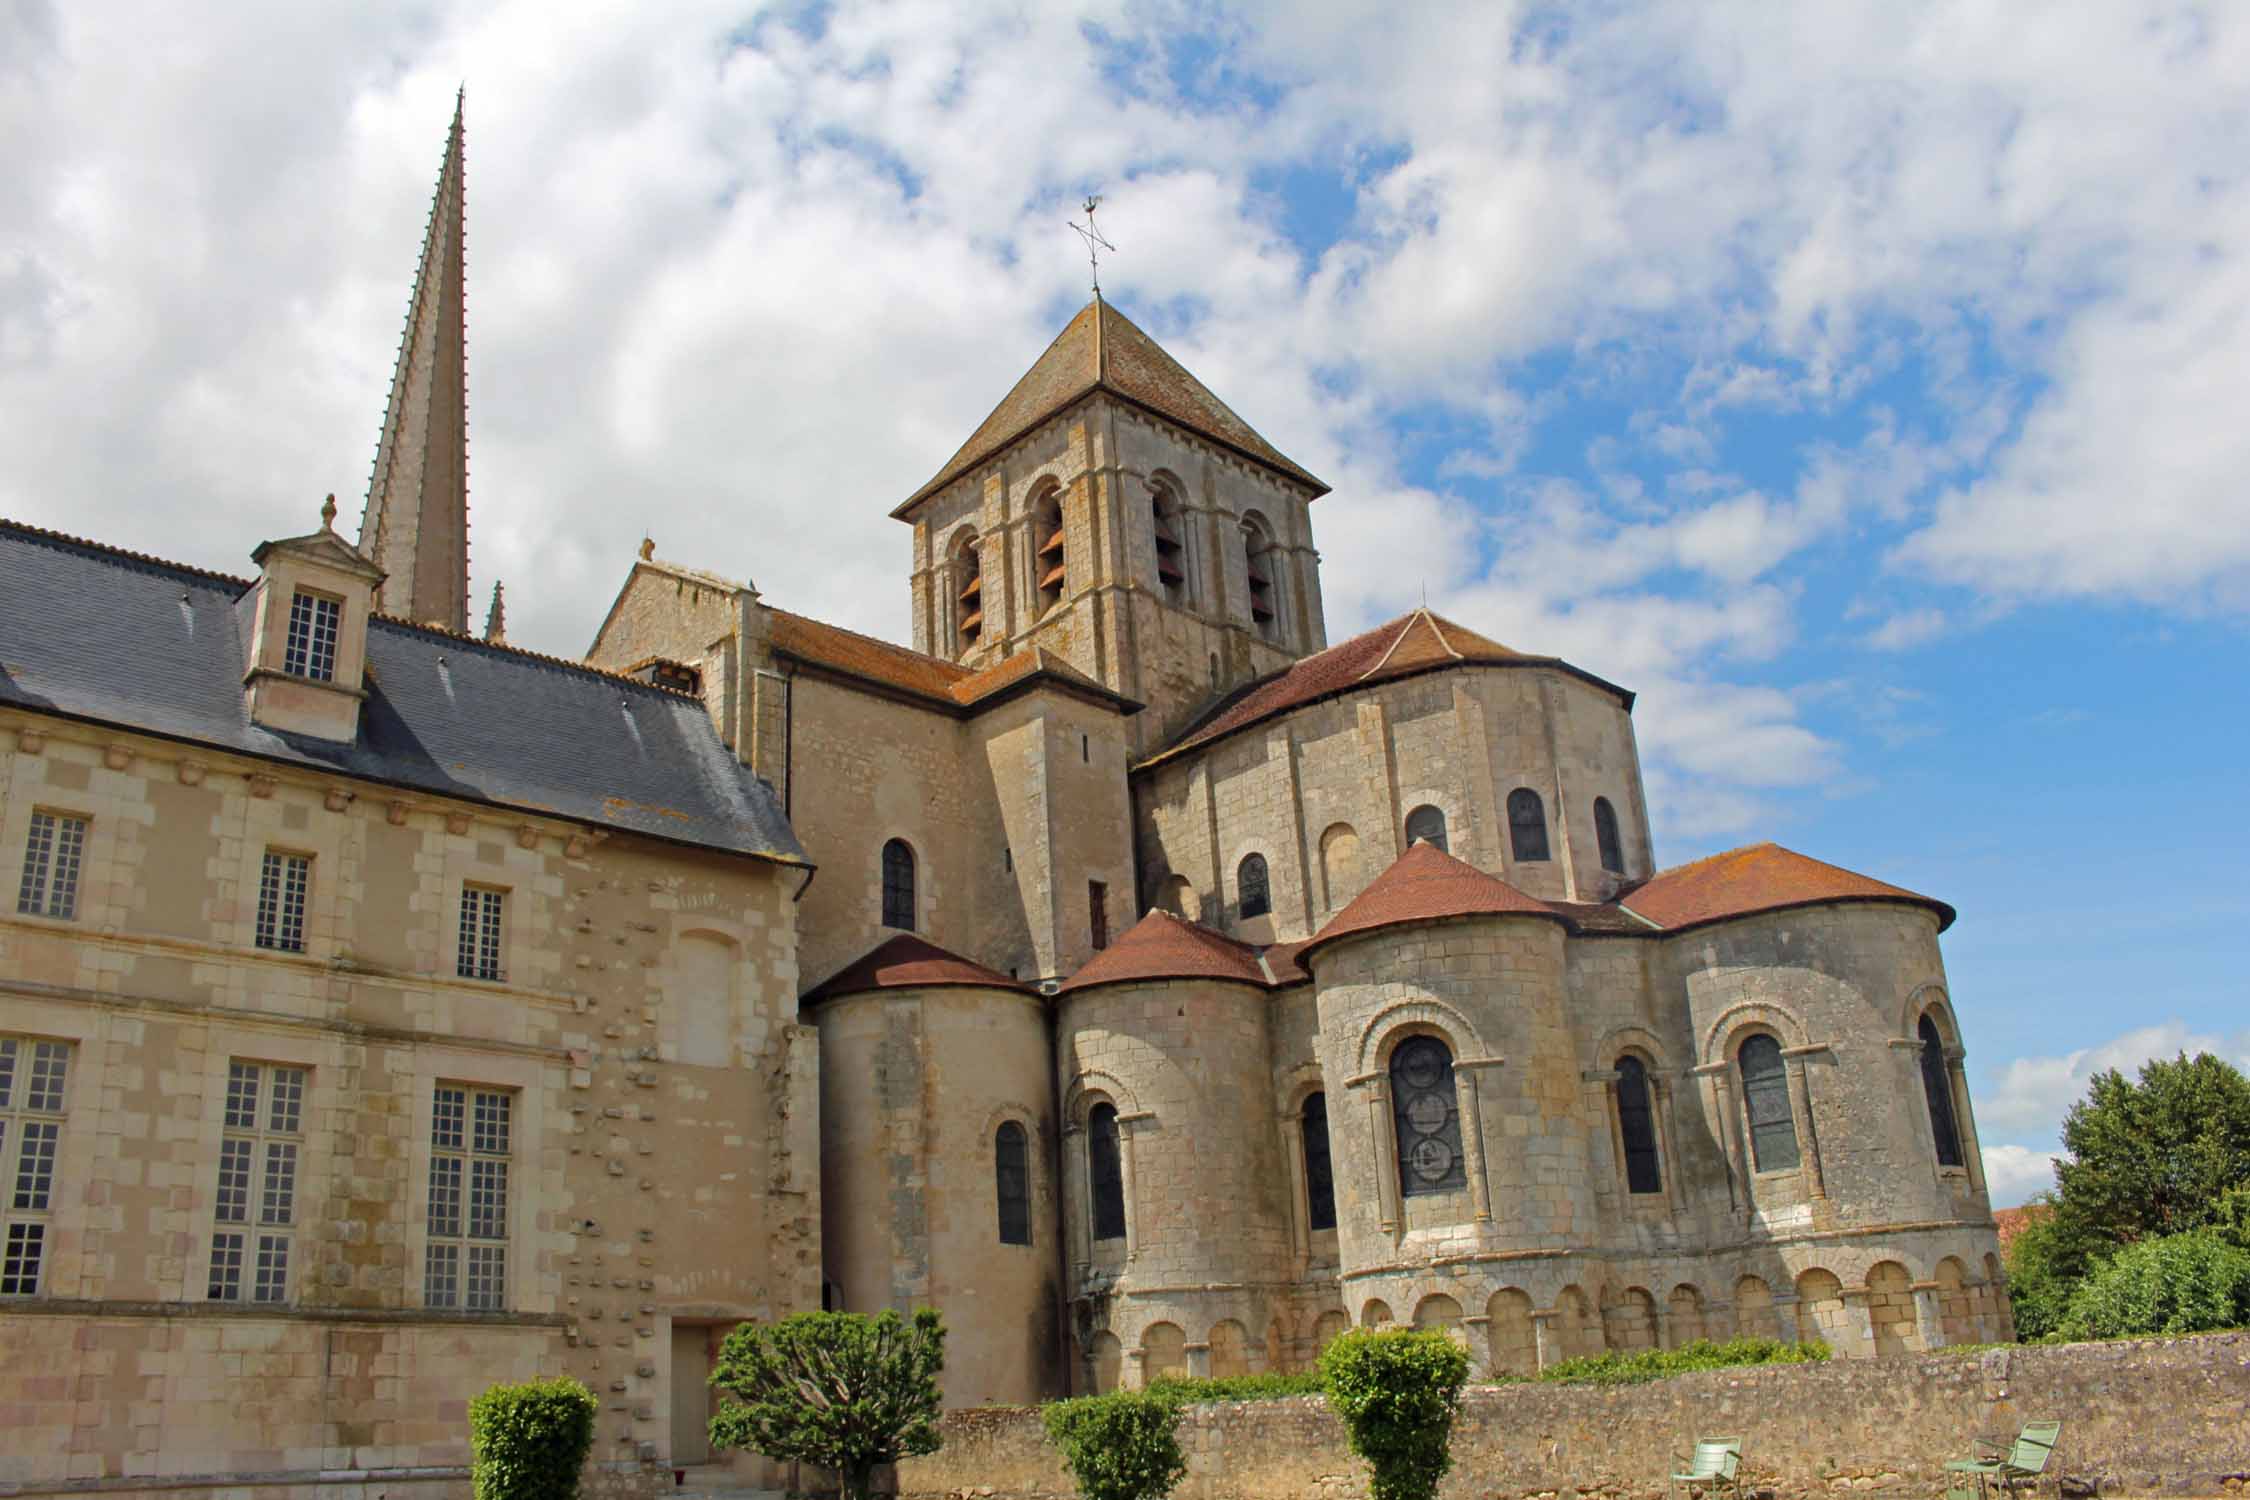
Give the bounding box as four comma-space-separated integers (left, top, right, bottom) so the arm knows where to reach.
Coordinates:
803, 934, 1033, 1003
1620, 843, 1954, 933
1058, 909, 1276, 993
1306, 840, 1566, 954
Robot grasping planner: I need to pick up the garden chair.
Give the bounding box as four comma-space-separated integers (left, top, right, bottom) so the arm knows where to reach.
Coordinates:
1669, 1436, 1745, 1500
1945, 1418, 2061, 1500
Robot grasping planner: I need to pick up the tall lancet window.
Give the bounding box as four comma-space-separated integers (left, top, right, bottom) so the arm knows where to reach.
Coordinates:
1614, 1055, 1662, 1195
1088, 1103, 1126, 1242
1920, 1016, 1964, 1167
1302, 1092, 1337, 1232
1389, 1036, 1466, 1198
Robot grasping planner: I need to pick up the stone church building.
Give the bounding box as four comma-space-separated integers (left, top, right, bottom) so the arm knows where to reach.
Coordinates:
0, 106, 2007, 1496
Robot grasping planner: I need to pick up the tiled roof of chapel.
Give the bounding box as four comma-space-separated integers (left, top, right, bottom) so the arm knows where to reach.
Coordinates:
897, 296, 1327, 515
766, 608, 1135, 715
802, 934, 1033, 1003
1059, 909, 1307, 993
1304, 841, 1567, 955
1142, 609, 1633, 768
1617, 842, 1954, 933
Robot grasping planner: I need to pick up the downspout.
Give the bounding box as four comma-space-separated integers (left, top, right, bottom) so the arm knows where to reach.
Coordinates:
783, 668, 795, 818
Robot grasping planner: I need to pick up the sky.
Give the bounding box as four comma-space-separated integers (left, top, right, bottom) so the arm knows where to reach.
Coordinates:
3, 2, 2245, 1207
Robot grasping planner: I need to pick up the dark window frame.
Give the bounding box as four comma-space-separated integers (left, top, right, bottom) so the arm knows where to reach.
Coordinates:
1737, 1034, 1800, 1172
881, 839, 916, 931
1593, 797, 1625, 875
1301, 1092, 1336, 1232
1089, 880, 1108, 951
1088, 1103, 1126, 1241
1507, 788, 1551, 862
1237, 853, 1271, 920
1919, 1015, 1964, 1168
1614, 1055, 1662, 1195
1404, 804, 1448, 854
995, 1120, 1031, 1246
1389, 1035, 1467, 1199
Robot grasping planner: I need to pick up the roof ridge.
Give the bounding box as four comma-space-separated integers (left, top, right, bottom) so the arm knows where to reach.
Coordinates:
1356, 610, 1437, 680
768, 606, 972, 682
1646, 841, 1781, 881
368, 610, 693, 696
0, 516, 254, 591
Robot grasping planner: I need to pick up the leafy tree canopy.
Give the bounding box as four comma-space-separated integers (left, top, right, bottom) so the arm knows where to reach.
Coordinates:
709, 1308, 945, 1500
2052, 1051, 2250, 1245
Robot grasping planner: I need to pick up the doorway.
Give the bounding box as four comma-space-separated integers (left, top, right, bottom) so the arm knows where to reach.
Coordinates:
671, 1323, 713, 1466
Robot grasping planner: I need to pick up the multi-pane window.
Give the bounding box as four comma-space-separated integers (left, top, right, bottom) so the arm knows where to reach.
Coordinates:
425, 1085, 511, 1310
1920, 1015, 1965, 1168
255, 850, 311, 952
995, 1121, 1031, 1246
1506, 788, 1550, 862
1087, 1103, 1126, 1242
1614, 1055, 1662, 1195
1390, 1036, 1467, 1198
1593, 797, 1625, 876
881, 840, 915, 931
207, 1061, 307, 1303
1236, 853, 1271, 920
1302, 1092, 1337, 1233
283, 589, 342, 682
1, 1037, 71, 1296
16, 810, 88, 920
1738, 1034, 1801, 1172
457, 885, 506, 981
1404, 805, 1448, 855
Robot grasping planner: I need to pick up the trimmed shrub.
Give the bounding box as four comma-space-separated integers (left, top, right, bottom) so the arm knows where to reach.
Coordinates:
1043, 1390, 1188, 1500
1142, 1370, 1325, 1404
2060, 1229, 2250, 1340
709, 1308, 946, 1500
1318, 1328, 1471, 1500
1537, 1336, 1829, 1386
467, 1377, 598, 1500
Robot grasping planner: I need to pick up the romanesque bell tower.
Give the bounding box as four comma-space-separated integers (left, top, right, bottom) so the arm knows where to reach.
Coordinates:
894, 294, 1330, 753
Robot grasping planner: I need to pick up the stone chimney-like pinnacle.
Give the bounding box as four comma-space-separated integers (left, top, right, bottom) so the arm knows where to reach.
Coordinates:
358, 89, 471, 633
483, 580, 507, 645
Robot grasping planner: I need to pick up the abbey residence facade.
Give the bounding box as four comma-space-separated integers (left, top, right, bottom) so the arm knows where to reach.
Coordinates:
0, 106, 2008, 1497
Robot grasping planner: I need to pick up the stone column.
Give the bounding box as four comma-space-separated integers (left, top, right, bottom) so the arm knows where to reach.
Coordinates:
1839, 1287, 1873, 1357
1463, 1315, 1493, 1379
1694, 1063, 1748, 1217
1530, 1311, 1561, 1372
1128, 1347, 1150, 1391
1912, 1282, 1945, 1351
1118, 1111, 1152, 1262
1351, 1072, 1401, 1238
1060, 1121, 1091, 1283
1947, 1047, 1988, 1193
1279, 1110, 1310, 1266
1653, 1075, 1687, 1216
1456, 1058, 1502, 1224
1782, 1047, 1827, 1200
1184, 1343, 1212, 1379
1771, 1294, 1802, 1344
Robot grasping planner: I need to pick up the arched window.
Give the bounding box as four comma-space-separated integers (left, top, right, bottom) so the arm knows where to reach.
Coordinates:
1087, 1103, 1125, 1241
1737, 1034, 1800, 1172
1241, 512, 1282, 642
1237, 853, 1271, 920
951, 529, 983, 654
995, 1121, 1031, 1245
1151, 477, 1189, 605
1034, 487, 1066, 614
881, 839, 915, 930
1389, 1036, 1466, 1197
1614, 1055, 1662, 1194
1404, 804, 1448, 854
1593, 797, 1624, 875
1919, 1015, 1964, 1167
1507, 788, 1550, 862
1301, 1092, 1336, 1232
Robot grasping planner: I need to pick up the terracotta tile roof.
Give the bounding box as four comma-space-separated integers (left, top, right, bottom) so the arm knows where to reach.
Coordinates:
1260, 939, 1314, 987
768, 609, 1131, 713
1993, 1203, 2053, 1249
1305, 840, 1567, 955
1545, 900, 1661, 936
897, 297, 1327, 516
1058, 909, 1274, 993
1619, 842, 1955, 933
802, 934, 1032, 1004
1146, 608, 1627, 767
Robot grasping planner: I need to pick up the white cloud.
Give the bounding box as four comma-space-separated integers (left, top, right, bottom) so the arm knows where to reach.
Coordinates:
1864, 608, 1947, 651
1980, 1144, 2060, 1210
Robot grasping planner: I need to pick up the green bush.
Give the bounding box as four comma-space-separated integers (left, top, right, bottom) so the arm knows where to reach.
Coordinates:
1142, 1370, 1325, 1404
467, 1377, 598, 1500
708, 1308, 946, 1500
1042, 1391, 1188, 1500
2060, 1229, 2250, 1340
1318, 1328, 1471, 1500
1537, 1336, 1828, 1386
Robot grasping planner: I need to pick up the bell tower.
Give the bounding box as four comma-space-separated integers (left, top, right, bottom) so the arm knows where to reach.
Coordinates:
896, 295, 1329, 753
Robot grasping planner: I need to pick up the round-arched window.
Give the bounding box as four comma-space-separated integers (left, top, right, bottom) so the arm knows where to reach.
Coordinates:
1405, 804, 1448, 854
1237, 853, 1271, 920
1389, 1036, 1466, 1197
881, 839, 915, 930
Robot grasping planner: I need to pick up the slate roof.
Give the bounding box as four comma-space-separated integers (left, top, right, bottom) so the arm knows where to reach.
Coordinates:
1143, 609, 1633, 769
801, 934, 1032, 1004
1305, 841, 1566, 955
1618, 842, 1954, 934
768, 607, 1135, 714
897, 297, 1327, 515
0, 519, 807, 865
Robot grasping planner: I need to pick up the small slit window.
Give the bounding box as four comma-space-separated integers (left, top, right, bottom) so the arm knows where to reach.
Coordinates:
284, 590, 341, 682
995, 1121, 1031, 1246
1302, 1092, 1336, 1232
1088, 1103, 1125, 1242
1737, 1034, 1800, 1172
1404, 804, 1448, 854
1389, 1036, 1466, 1198
881, 840, 915, 931
1614, 1055, 1661, 1195
1594, 797, 1624, 875
1089, 880, 1109, 951
1507, 788, 1550, 862
1236, 853, 1270, 920
1920, 1015, 1964, 1167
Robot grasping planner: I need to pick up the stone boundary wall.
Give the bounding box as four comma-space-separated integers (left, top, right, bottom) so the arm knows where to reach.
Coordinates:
901, 1334, 2250, 1499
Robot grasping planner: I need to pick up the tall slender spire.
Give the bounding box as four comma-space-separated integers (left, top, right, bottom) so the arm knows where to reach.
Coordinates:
359, 89, 470, 632
483, 580, 506, 645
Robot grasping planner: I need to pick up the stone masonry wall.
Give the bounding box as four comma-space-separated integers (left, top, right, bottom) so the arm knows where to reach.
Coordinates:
901, 1334, 2250, 1499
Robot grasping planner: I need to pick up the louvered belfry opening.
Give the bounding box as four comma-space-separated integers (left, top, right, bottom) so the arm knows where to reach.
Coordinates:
1152, 480, 1187, 602
953, 531, 983, 652
1242, 512, 1279, 638
1035, 490, 1066, 614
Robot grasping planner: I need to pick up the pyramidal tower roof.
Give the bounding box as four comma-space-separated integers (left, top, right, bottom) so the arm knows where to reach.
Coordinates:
895, 295, 1327, 517
359, 91, 471, 632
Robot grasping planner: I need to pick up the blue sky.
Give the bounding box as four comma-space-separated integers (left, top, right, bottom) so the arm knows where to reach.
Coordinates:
1, 2, 2245, 1202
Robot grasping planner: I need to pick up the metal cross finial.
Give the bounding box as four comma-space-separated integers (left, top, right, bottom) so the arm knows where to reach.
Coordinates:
1069, 195, 1117, 295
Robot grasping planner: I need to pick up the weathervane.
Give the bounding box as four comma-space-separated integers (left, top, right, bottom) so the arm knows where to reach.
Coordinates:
1069, 195, 1117, 295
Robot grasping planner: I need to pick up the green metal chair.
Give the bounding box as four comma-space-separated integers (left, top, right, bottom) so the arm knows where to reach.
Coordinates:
1945, 1419, 2061, 1500
1669, 1436, 1745, 1500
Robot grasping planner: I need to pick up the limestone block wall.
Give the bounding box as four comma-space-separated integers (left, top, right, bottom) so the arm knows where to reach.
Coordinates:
0, 716, 814, 1489
811, 984, 1062, 1407
897, 1334, 2250, 1500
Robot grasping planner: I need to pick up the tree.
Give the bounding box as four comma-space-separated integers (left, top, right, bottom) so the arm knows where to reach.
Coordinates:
2052, 1051, 2250, 1246
2060, 1229, 2250, 1340
709, 1308, 946, 1500
467, 1377, 598, 1500
1318, 1328, 1471, 1500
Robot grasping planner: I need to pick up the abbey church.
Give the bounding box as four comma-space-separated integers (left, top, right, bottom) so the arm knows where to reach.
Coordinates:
0, 105, 2007, 1497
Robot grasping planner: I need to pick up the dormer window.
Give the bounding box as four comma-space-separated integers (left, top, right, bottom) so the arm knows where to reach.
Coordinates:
284, 591, 342, 682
